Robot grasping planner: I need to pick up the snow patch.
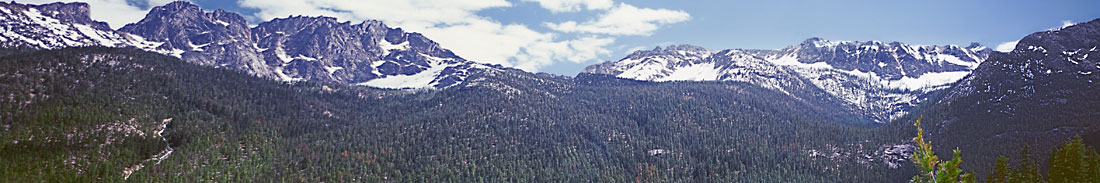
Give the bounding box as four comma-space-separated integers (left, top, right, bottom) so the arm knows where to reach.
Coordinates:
883, 71, 970, 91
214, 19, 230, 27
935, 54, 977, 69
378, 39, 409, 55
294, 54, 318, 61
810, 39, 852, 48
767, 54, 800, 65
357, 63, 447, 89
656, 63, 720, 81
167, 49, 185, 58
323, 66, 343, 75
72, 24, 120, 46
187, 41, 208, 51
275, 48, 292, 63
273, 66, 303, 82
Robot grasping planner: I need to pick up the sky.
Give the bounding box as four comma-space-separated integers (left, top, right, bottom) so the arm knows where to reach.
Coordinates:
13, 0, 1100, 75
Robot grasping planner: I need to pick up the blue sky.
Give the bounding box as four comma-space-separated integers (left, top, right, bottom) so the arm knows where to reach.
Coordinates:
20, 0, 1100, 75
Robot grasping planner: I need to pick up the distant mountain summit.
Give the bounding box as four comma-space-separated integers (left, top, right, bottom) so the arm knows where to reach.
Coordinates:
584, 38, 993, 122
1, 1, 492, 88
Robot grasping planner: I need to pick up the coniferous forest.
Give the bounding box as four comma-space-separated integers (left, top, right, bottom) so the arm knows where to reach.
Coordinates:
1, 47, 919, 182
3, 1, 1099, 182
3, 46, 1098, 182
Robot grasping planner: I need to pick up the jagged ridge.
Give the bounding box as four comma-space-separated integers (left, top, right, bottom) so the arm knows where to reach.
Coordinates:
584, 39, 993, 123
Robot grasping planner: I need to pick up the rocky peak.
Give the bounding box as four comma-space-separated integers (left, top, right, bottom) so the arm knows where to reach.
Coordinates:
972, 18, 1100, 84
779, 37, 991, 80
250, 15, 473, 85
0, 1, 495, 89
622, 44, 711, 61
119, 1, 272, 77
966, 42, 984, 50
120, 1, 253, 51
18, 2, 108, 29
585, 37, 997, 123
0, 1, 163, 50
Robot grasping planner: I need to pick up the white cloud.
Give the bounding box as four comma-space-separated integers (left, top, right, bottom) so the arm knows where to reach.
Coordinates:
1061, 20, 1074, 29
237, 0, 635, 71
544, 3, 690, 36
521, 0, 613, 13
995, 40, 1018, 52
13, 0, 184, 29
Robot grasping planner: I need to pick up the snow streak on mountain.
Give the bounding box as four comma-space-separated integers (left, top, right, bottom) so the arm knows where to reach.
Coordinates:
0, 1, 494, 89
585, 39, 993, 122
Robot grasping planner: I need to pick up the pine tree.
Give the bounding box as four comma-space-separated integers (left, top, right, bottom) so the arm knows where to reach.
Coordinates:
911, 117, 975, 183
1046, 136, 1099, 183
1009, 145, 1042, 183
1083, 149, 1100, 183
985, 156, 1009, 183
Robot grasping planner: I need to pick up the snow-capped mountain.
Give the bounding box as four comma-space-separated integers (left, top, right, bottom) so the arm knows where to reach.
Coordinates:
583, 45, 812, 95
584, 39, 993, 122
0, 2, 163, 51
0, 1, 491, 89
118, 2, 275, 78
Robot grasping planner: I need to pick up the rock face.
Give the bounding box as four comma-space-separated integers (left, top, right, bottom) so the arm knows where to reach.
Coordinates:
1, 1, 490, 89
0, 2, 162, 50
118, 2, 486, 88
249, 16, 479, 87
584, 39, 993, 123
119, 1, 273, 78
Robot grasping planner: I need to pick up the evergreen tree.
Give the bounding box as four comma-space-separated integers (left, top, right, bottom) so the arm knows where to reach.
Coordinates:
1009, 145, 1042, 183
1047, 136, 1100, 183
985, 156, 1009, 183
911, 118, 974, 183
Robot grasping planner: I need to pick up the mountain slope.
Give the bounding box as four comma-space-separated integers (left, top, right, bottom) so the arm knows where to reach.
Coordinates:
913, 18, 1100, 177
0, 47, 916, 182
0, 2, 163, 52
584, 39, 992, 122
0, 1, 490, 89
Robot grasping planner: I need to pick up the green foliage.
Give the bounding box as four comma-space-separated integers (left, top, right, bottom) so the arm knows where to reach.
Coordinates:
0, 47, 916, 182
1008, 145, 1042, 183
986, 156, 1009, 183
1047, 136, 1100, 183
978, 136, 1100, 183
911, 118, 974, 183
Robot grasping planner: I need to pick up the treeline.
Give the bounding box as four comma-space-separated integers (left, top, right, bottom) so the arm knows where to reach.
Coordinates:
910, 117, 1100, 183
984, 136, 1100, 183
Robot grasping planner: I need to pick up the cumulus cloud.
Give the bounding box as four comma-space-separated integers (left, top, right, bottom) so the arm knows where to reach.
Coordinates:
1061, 20, 1075, 29
237, 0, 637, 71
14, 0, 184, 29
995, 40, 1018, 52
544, 3, 690, 36
521, 0, 613, 13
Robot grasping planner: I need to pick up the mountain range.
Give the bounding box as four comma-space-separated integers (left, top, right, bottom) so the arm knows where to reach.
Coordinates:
585, 39, 992, 122
1, 1, 493, 89
1, 1, 1098, 182
1, 1, 997, 123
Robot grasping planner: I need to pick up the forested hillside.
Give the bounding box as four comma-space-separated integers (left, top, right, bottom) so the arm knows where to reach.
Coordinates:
909, 19, 1100, 179
1, 47, 917, 182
